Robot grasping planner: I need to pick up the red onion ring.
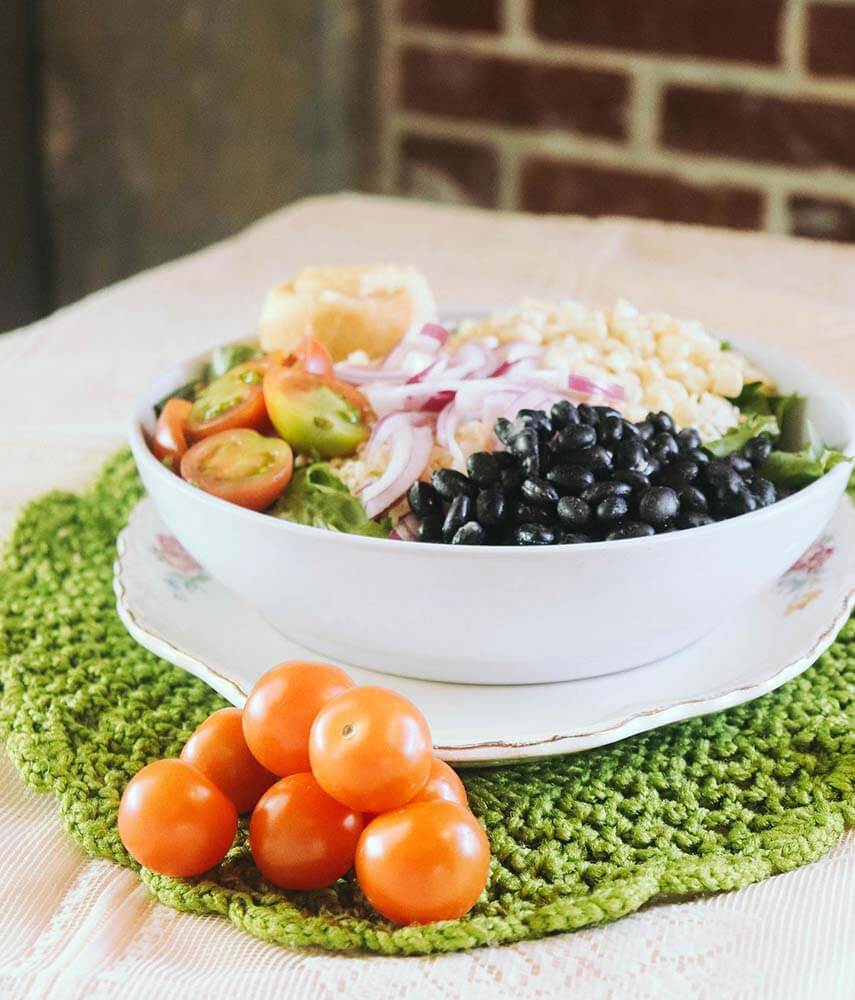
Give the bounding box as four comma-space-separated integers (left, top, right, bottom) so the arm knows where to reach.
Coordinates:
361, 424, 434, 519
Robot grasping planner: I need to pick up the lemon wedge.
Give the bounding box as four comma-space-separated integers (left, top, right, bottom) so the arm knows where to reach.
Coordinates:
258, 265, 438, 361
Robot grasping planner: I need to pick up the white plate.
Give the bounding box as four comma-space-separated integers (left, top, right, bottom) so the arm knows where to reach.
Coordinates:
114, 497, 855, 764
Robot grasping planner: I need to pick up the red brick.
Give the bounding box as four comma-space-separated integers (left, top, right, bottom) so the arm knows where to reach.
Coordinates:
532, 0, 782, 65
398, 133, 499, 207
662, 86, 855, 169
521, 159, 763, 230
789, 195, 855, 243
808, 4, 855, 77
400, 0, 500, 33
400, 48, 629, 138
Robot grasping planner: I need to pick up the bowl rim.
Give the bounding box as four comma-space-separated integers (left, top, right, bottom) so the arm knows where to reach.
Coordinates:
130, 325, 855, 559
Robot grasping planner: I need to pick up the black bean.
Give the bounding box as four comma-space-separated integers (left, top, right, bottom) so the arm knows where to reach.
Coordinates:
408, 481, 441, 516
581, 481, 633, 505
556, 496, 592, 528
678, 512, 715, 530
514, 501, 553, 526
586, 446, 614, 476
596, 495, 629, 525
743, 434, 773, 465
546, 464, 595, 496
638, 486, 680, 527
442, 494, 473, 540
577, 404, 599, 426
476, 488, 507, 527
658, 460, 700, 487
621, 419, 642, 439
522, 477, 560, 508
613, 469, 651, 492
606, 521, 655, 540
552, 423, 597, 453
652, 432, 679, 456
643, 456, 662, 479
550, 399, 579, 429
652, 446, 676, 465
595, 406, 622, 421
417, 514, 443, 542
687, 447, 712, 466
514, 523, 556, 545
493, 450, 517, 470
558, 531, 593, 544
466, 451, 500, 488
676, 485, 708, 513
500, 465, 525, 494
432, 468, 476, 501
598, 415, 624, 446
728, 454, 753, 475
677, 427, 702, 452
717, 487, 758, 518
514, 409, 552, 438
494, 417, 515, 446
752, 477, 777, 507
451, 522, 485, 545
635, 419, 655, 442
512, 428, 541, 477
614, 438, 649, 471
704, 461, 743, 494
650, 411, 676, 434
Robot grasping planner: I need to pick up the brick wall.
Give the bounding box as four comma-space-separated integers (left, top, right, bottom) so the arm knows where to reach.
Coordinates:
380, 0, 855, 240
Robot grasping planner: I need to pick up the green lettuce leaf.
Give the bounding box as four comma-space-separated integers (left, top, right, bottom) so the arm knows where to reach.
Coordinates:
761, 447, 853, 494
706, 413, 780, 458
270, 463, 389, 538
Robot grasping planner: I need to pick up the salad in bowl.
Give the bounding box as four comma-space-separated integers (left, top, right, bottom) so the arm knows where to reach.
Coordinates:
130, 265, 854, 683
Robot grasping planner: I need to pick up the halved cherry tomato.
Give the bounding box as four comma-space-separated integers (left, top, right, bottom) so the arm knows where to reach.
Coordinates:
407, 758, 468, 808
355, 801, 490, 925
294, 337, 335, 379
118, 758, 238, 877
263, 367, 369, 458
180, 429, 293, 511
250, 772, 364, 890
151, 398, 192, 467
180, 707, 276, 813
187, 361, 272, 439
309, 686, 432, 813
242, 661, 355, 776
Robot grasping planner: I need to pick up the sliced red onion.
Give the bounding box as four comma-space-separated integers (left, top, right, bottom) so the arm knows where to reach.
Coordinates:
421, 323, 449, 345
419, 389, 456, 413
437, 401, 466, 471
334, 363, 411, 385
361, 424, 434, 519
567, 373, 626, 402
406, 356, 447, 384
504, 342, 543, 363
391, 512, 420, 542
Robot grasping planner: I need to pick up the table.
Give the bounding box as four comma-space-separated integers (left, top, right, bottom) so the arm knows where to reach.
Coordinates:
1, 194, 853, 998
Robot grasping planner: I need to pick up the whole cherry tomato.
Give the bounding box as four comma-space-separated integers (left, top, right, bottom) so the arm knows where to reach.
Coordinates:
180, 707, 276, 813
151, 398, 192, 467
407, 758, 468, 808
250, 772, 364, 890
118, 758, 238, 877
355, 800, 490, 925
180, 428, 293, 511
241, 661, 355, 777
309, 686, 432, 813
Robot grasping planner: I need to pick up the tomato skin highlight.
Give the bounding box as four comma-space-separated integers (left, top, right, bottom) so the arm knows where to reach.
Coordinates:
242, 661, 355, 777
355, 801, 490, 925
263, 367, 369, 459
309, 686, 433, 814
118, 758, 238, 878
180, 429, 293, 511
407, 758, 468, 808
180, 707, 276, 814
187, 361, 272, 439
250, 772, 364, 890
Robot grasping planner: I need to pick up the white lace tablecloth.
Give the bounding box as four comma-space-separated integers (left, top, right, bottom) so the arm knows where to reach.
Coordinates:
1, 194, 854, 999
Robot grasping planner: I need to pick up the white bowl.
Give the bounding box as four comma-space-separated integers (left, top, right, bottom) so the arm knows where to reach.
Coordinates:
129, 335, 855, 685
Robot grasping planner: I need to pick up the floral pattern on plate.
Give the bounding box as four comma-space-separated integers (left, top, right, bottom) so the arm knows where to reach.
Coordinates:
778, 534, 835, 615
151, 533, 210, 600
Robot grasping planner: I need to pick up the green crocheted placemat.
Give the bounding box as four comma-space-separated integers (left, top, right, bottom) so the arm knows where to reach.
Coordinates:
1, 451, 853, 956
